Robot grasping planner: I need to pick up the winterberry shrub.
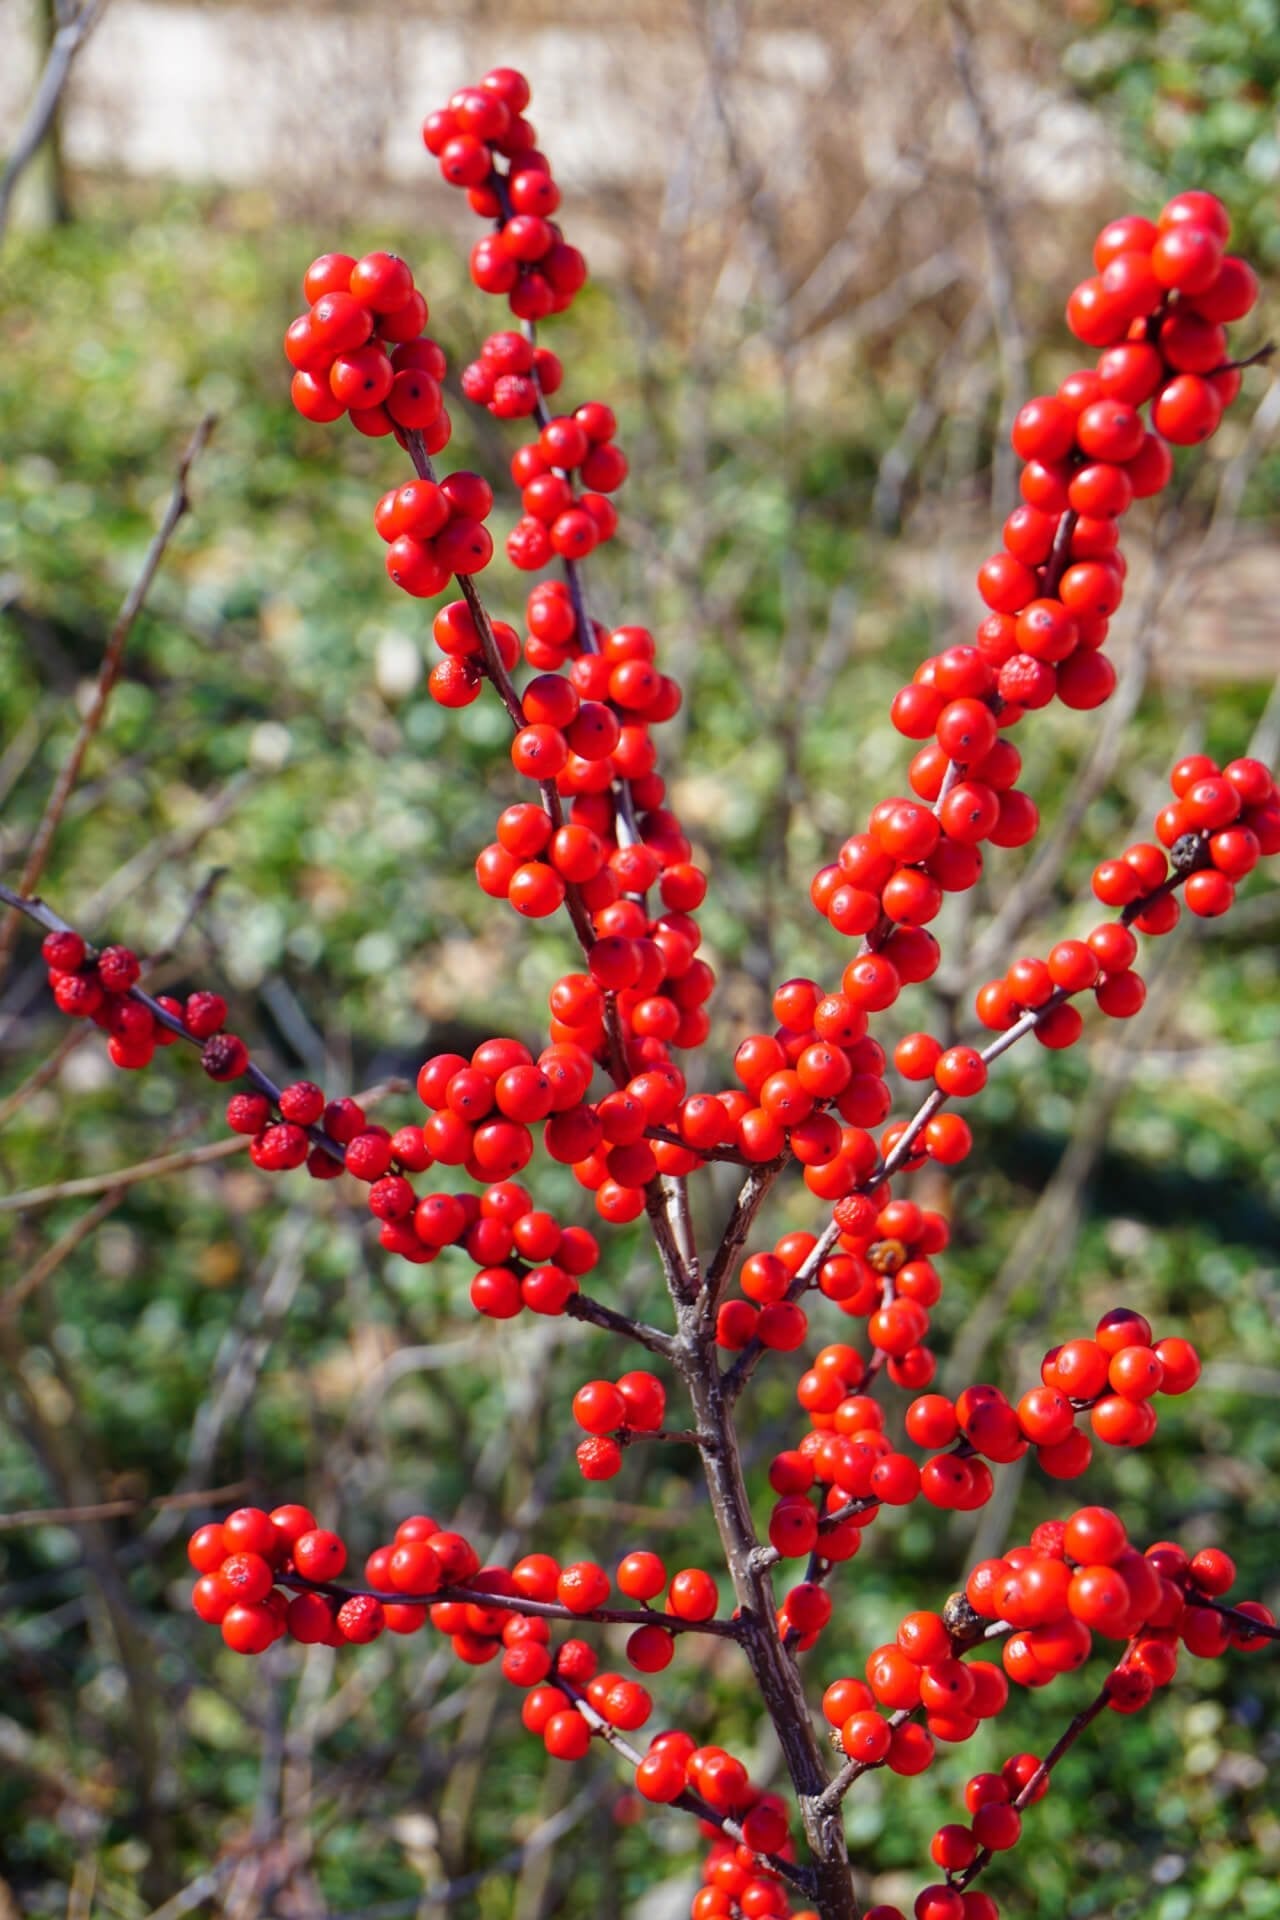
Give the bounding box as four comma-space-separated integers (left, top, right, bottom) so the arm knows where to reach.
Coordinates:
4, 69, 1277, 1920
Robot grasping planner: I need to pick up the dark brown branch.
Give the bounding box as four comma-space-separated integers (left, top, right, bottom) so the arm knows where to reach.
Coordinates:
1040, 507, 1080, 599
673, 1312, 858, 1919
702, 1163, 786, 1315
816, 1707, 915, 1812
644, 1125, 754, 1167
620, 1425, 706, 1449
279, 1572, 743, 1640
1200, 1596, 1280, 1643
1218, 341, 1275, 373
0, 883, 353, 1167
952, 1662, 1118, 1891
564, 1289, 675, 1358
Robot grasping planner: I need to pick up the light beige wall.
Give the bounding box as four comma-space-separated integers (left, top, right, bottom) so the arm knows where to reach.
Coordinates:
1, 0, 1111, 207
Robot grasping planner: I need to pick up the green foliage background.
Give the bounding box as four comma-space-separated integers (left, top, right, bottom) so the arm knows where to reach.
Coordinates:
0, 4, 1278, 1916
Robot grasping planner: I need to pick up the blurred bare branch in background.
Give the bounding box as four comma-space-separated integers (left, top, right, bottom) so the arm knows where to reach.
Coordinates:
0, 0, 108, 241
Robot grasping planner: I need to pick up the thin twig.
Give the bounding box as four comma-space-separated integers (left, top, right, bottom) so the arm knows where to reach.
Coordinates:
0, 1130, 249, 1217
279, 1572, 744, 1640
0, 1075, 408, 1219
0, 1022, 86, 1131
0, 1480, 250, 1533
945, 0, 1028, 510
0, 1184, 133, 1319
702, 1164, 782, 1315
558, 1675, 815, 1894
1200, 1596, 1280, 1644
952, 1662, 1120, 1891
0, 414, 216, 984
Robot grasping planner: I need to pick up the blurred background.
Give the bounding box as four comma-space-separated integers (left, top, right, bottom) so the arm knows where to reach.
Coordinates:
1, 0, 1279, 1915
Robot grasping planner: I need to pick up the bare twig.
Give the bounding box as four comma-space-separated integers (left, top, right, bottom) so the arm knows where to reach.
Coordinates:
0, 414, 216, 984
945, 0, 1028, 509
0, 1022, 87, 1131
0, 1130, 248, 1218
0, 1075, 408, 1220
0, 1480, 249, 1532
702, 1164, 782, 1314
2, 1177, 139, 1320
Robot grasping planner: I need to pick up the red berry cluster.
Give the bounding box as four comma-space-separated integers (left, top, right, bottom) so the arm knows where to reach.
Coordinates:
963, 1511, 1272, 1682
757, 1305, 1196, 1575
422, 596, 522, 709
1095, 752, 1280, 918
41, 928, 180, 1067
186, 1503, 419, 1654
186, 1501, 752, 1741
189, 1504, 819, 1907
504, 403, 627, 569
22, 84, 1278, 1920
226, 1083, 378, 1178
690, 1825, 811, 1920
461, 327, 564, 419
289, 72, 720, 1243
408, 1030, 556, 1176
970, 753, 1280, 1037
474, 621, 687, 922
825, 1512, 1271, 1920
374, 470, 494, 599
840, 189, 1258, 971
423, 69, 587, 321
412, 1028, 702, 1230
715, 841, 1271, 1366
422, 68, 713, 1109
1066, 195, 1258, 435
374, 1176, 600, 1311
723, 1187, 948, 1369
284, 251, 449, 441
820, 729, 1035, 953
572, 1369, 666, 1479
1032, 1309, 1201, 1455
415, 1034, 691, 1229
821, 1610, 1008, 1772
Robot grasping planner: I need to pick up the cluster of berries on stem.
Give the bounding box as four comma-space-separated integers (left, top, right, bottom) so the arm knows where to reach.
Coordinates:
13, 67, 1279, 1920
